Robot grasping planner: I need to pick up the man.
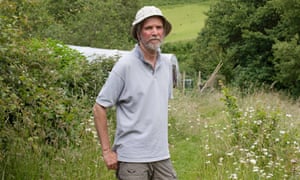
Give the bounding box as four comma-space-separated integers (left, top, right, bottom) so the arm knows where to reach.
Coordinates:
93, 6, 177, 179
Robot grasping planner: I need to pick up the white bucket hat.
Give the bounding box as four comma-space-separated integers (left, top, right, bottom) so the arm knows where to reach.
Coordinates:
131, 6, 172, 41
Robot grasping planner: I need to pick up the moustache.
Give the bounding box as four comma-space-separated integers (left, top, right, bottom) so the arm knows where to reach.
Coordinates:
149, 38, 161, 42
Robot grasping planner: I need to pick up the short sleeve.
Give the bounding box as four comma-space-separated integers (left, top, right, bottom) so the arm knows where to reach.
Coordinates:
96, 68, 125, 108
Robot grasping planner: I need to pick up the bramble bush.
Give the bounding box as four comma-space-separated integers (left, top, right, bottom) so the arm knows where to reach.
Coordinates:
0, 37, 115, 178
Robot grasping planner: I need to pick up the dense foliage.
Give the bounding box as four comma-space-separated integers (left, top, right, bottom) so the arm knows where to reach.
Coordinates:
0, 35, 115, 156
0, 0, 139, 50
0, 38, 116, 178
193, 0, 300, 97
162, 41, 196, 75
45, 0, 139, 49
140, 0, 209, 6
0, 1, 117, 176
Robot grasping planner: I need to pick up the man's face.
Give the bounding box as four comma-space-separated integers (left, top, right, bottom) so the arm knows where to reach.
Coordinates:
139, 16, 165, 51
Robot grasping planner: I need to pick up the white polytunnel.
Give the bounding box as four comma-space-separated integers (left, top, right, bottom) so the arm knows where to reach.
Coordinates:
68, 45, 181, 88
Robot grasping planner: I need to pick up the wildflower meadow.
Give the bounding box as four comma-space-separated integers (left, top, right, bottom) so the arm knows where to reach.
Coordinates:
81, 86, 300, 179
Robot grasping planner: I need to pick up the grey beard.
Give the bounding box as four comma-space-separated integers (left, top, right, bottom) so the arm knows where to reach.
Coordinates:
145, 37, 163, 51
145, 42, 161, 51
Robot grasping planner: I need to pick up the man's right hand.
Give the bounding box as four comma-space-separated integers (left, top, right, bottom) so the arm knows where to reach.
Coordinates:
103, 150, 118, 170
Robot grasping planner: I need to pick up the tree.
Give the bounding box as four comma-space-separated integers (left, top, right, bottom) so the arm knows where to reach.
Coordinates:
0, 0, 141, 50
273, 36, 300, 96
77, 0, 138, 49
44, 0, 140, 49
193, 0, 300, 96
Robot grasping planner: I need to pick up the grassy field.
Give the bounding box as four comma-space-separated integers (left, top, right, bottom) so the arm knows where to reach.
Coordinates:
9, 88, 299, 179
160, 2, 212, 42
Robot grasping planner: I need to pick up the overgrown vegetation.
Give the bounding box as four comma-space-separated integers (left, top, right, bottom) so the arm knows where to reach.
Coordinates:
194, 0, 300, 97
168, 89, 300, 179
140, 0, 210, 6
0, 5, 115, 175
1, 0, 299, 179
0, 36, 117, 178
220, 83, 299, 179
0, 0, 139, 50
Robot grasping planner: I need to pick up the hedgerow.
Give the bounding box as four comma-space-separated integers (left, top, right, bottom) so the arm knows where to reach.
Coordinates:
0, 38, 115, 176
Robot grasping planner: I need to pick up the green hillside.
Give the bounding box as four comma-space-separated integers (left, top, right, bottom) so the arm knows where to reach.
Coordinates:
161, 2, 211, 42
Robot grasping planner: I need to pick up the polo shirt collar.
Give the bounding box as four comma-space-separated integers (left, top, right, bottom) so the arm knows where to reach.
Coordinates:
134, 44, 162, 67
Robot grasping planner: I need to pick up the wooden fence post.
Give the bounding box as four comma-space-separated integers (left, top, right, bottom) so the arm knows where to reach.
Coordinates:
197, 71, 201, 91
182, 71, 186, 94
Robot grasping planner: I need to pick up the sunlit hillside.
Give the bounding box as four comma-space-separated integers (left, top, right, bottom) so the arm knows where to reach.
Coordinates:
161, 2, 211, 42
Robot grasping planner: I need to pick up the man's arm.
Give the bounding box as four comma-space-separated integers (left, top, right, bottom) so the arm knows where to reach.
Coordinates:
93, 103, 118, 170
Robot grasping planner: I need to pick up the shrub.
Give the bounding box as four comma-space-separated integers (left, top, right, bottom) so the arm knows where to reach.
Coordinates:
0, 37, 116, 178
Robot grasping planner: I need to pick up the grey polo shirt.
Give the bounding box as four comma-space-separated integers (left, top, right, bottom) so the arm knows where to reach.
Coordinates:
96, 45, 173, 162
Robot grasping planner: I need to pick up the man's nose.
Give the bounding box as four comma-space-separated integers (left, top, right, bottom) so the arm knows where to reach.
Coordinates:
152, 28, 159, 35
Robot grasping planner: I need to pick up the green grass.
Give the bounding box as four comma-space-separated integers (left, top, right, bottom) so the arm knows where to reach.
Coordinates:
168, 89, 300, 179
160, 2, 212, 42
3, 89, 300, 179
